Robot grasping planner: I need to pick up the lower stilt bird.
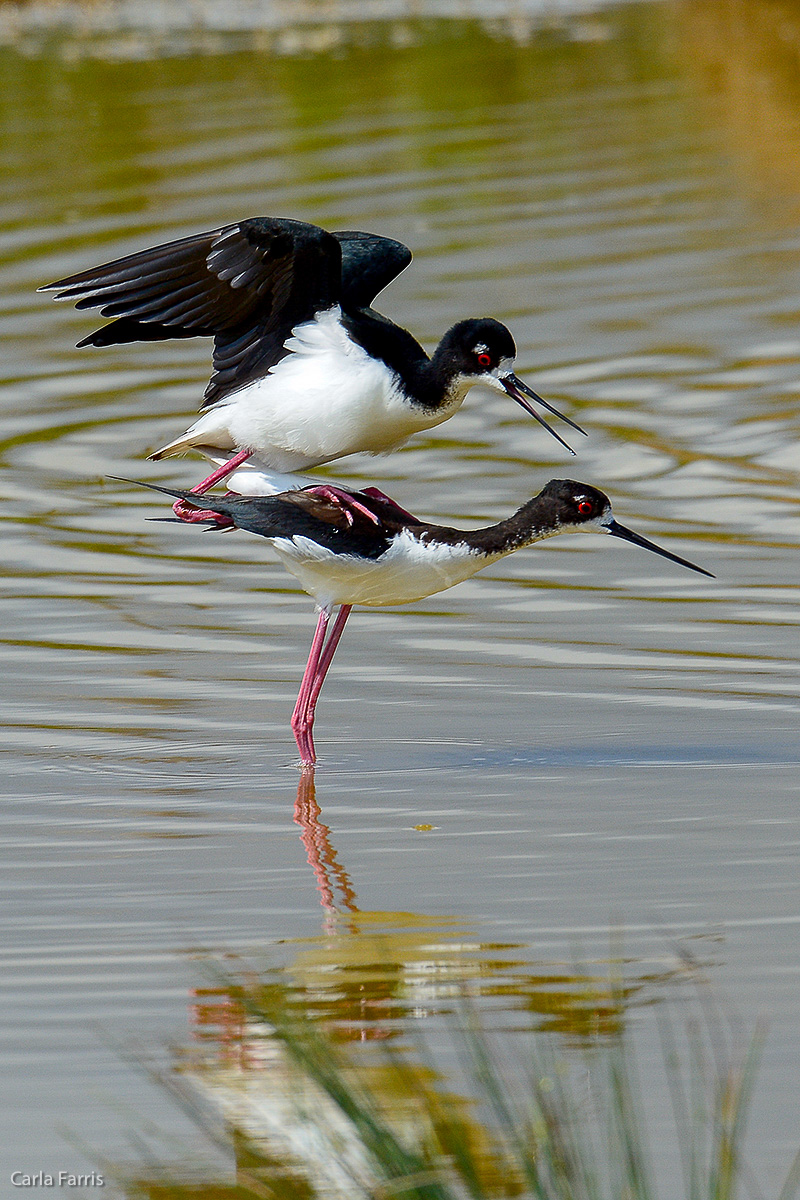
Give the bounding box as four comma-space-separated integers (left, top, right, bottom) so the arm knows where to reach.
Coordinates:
128, 478, 712, 766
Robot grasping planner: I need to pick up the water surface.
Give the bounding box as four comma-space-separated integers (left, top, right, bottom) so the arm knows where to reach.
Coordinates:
2, 0, 800, 1189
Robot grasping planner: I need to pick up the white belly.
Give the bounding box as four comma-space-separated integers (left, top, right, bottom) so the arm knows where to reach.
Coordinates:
269, 529, 498, 608
171, 307, 461, 471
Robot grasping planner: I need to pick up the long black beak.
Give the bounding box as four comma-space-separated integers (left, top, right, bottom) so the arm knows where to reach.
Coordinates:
604, 519, 714, 578
501, 374, 587, 457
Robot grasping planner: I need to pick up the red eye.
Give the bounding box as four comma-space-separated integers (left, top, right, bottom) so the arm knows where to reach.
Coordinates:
577, 500, 593, 515
477, 352, 492, 368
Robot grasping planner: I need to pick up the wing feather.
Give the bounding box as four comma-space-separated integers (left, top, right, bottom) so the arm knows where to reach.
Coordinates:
42, 219, 413, 406
43, 217, 342, 403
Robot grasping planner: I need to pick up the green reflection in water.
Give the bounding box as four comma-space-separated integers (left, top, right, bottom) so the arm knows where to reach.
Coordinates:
1, 7, 677, 242
117, 885, 769, 1198
119, 989, 792, 1199
111, 777, 732, 1197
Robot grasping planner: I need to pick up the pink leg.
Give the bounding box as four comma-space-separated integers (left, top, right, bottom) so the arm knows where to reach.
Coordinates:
291, 607, 332, 766
291, 605, 353, 766
306, 605, 352, 724
172, 448, 253, 525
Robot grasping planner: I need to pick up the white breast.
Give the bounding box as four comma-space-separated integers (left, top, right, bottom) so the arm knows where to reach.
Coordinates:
175, 307, 462, 472
269, 528, 496, 609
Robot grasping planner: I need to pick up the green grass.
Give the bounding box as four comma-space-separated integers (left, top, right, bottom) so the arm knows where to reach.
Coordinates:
116, 964, 800, 1200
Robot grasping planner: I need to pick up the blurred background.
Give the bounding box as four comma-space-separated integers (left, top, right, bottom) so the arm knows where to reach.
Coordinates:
2, 0, 800, 1193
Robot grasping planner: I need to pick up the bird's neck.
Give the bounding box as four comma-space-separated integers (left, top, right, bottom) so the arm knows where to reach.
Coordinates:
342, 309, 460, 410
450, 495, 570, 559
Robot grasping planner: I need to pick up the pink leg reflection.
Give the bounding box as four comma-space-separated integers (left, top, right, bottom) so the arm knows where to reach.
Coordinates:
294, 769, 358, 913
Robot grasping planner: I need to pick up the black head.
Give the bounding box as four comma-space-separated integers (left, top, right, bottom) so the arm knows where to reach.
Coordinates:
436, 317, 517, 377
434, 319, 585, 454
537, 480, 714, 577
537, 479, 611, 528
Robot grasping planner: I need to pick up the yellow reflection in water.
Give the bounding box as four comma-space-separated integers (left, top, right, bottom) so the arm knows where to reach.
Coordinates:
280, 770, 702, 1042
681, 0, 800, 217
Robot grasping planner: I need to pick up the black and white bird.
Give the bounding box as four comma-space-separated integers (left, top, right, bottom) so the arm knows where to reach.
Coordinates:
42, 217, 584, 515
129, 477, 712, 766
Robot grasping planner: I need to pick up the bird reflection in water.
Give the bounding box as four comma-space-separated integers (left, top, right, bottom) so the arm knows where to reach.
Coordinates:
160, 778, 721, 1198
294, 767, 358, 916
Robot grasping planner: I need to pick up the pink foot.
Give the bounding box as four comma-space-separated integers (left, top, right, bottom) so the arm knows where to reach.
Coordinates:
305, 484, 381, 526
291, 705, 317, 765
169, 448, 254, 529
172, 497, 235, 529
293, 725, 317, 767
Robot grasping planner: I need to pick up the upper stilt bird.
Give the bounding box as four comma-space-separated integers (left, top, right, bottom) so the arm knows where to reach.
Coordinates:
41, 217, 585, 518
127, 477, 713, 767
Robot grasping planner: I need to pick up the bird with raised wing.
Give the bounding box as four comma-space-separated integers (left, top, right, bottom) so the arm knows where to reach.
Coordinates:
42, 217, 584, 519
128, 477, 712, 766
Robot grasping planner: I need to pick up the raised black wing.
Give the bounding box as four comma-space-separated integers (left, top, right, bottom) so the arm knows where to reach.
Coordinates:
41, 217, 342, 406
333, 231, 411, 310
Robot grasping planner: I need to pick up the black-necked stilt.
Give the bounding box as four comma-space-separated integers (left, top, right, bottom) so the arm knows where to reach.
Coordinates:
129, 477, 712, 766
42, 217, 585, 514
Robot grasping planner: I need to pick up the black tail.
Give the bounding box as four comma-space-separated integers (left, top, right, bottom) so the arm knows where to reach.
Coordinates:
111, 476, 290, 536
112, 475, 234, 511
113, 477, 401, 552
